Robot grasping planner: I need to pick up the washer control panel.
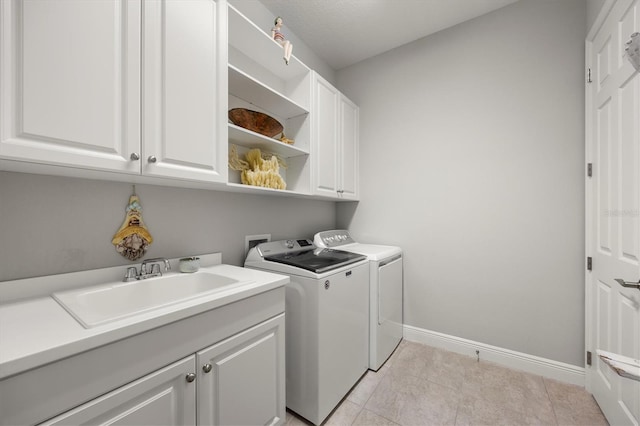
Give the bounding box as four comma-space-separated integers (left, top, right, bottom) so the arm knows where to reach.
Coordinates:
257, 239, 314, 256
314, 230, 356, 248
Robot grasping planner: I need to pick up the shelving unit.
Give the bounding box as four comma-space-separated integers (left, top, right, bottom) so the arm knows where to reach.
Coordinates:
227, 3, 312, 195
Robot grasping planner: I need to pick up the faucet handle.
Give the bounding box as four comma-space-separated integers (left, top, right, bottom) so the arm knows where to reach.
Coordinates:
124, 267, 138, 282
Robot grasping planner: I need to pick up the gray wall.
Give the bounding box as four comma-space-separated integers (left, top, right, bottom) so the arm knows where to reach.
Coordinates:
0, 172, 335, 282
336, 0, 587, 366
587, 0, 607, 30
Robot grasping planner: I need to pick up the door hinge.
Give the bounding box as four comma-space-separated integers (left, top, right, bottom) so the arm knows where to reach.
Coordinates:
587, 351, 592, 366
587, 68, 593, 83
587, 163, 592, 177
587, 256, 593, 271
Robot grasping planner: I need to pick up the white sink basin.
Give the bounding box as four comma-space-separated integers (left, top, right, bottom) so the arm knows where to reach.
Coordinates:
52, 272, 252, 328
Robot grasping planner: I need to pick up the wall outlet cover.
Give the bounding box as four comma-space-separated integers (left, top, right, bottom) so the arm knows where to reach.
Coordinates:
245, 234, 271, 256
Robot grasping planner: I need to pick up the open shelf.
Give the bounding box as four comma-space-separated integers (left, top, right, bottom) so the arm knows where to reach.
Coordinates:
228, 145, 310, 194
228, 124, 308, 158
225, 182, 310, 198
228, 65, 308, 119
228, 4, 308, 81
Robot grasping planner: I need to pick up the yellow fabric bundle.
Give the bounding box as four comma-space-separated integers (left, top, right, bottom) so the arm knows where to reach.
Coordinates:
229, 147, 286, 190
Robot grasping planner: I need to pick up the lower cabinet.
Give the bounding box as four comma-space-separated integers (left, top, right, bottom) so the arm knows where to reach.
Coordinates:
197, 314, 285, 426
40, 314, 285, 426
42, 357, 197, 425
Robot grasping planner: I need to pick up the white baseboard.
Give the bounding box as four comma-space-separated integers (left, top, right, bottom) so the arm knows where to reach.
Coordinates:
403, 324, 585, 387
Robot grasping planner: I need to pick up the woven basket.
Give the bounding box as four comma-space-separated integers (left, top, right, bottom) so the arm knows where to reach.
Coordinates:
229, 108, 283, 138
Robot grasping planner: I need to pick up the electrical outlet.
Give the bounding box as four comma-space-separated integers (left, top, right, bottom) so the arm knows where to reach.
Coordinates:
245, 234, 271, 256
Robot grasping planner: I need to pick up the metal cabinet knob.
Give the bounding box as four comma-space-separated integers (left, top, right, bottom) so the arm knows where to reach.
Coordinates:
148, 155, 157, 163
130, 153, 140, 161
202, 364, 213, 373
185, 373, 196, 383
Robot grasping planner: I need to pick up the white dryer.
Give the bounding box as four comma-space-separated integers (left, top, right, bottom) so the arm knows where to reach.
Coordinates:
314, 230, 403, 371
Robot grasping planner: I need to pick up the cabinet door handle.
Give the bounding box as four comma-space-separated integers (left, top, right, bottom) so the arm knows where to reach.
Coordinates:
615, 278, 640, 290
185, 372, 196, 383
148, 155, 157, 163
130, 153, 140, 161
202, 363, 213, 373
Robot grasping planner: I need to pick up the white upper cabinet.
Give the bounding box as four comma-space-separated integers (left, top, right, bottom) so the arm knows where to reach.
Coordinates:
0, 0, 358, 198
339, 95, 359, 200
312, 72, 359, 200
142, 0, 227, 183
0, 0, 228, 184
0, 0, 141, 173
312, 74, 339, 197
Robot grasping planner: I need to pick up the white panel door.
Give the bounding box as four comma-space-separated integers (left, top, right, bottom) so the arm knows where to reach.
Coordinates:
339, 94, 359, 200
42, 356, 196, 425
143, 0, 227, 183
196, 314, 285, 426
0, 0, 141, 173
312, 72, 339, 197
587, 1, 640, 424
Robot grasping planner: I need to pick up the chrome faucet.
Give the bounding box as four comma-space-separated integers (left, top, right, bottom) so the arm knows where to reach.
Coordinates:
140, 258, 171, 278
122, 258, 171, 282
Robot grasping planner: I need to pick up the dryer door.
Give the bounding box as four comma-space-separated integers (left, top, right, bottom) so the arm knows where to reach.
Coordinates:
378, 256, 403, 326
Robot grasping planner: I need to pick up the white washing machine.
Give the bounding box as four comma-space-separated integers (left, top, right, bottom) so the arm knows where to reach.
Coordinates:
314, 230, 403, 371
244, 239, 369, 425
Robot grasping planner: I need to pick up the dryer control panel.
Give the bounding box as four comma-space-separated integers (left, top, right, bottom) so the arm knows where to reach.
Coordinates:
314, 230, 356, 248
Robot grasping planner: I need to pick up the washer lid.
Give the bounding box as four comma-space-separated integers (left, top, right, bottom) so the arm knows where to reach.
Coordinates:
264, 248, 366, 274
341, 243, 402, 261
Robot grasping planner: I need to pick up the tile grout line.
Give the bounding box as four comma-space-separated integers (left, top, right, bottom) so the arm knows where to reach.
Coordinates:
354, 371, 396, 425
542, 376, 561, 426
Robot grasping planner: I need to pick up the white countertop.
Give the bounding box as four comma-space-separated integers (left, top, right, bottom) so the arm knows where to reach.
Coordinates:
0, 257, 288, 380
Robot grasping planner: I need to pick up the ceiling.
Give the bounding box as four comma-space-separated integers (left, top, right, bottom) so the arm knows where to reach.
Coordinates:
259, 0, 520, 70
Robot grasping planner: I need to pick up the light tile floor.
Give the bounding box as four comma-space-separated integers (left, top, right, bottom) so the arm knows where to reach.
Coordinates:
286, 340, 609, 426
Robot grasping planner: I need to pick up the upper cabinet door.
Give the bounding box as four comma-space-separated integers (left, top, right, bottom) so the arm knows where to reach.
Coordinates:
312, 73, 340, 197
0, 0, 141, 173
311, 72, 360, 200
339, 94, 359, 200
142, 0, 227, 183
